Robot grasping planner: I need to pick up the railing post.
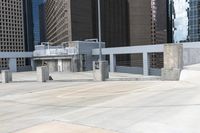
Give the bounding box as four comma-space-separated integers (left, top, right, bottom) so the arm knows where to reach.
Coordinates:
110, 54, 116, 72
31, 58, 35, 71
143, 52, 149, 76
9, 58, 17, 72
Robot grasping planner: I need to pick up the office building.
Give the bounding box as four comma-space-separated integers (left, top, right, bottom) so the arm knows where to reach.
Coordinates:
92, 0, 130, 65
39, 1, 47, 42
170, 0, 200, 43
128, 0, 168, 68
0, 0, 26, 70
0, 0, 39, 70
150, 0, 169, 68
45, 0, 129, 65
32, 0, 44, 45
24, 0, 45, 48
45, 0, 93, 45
23, 0, 34, 52
128, 0, 168, 45
128, 0, 152, 67
92, 0, 129, 48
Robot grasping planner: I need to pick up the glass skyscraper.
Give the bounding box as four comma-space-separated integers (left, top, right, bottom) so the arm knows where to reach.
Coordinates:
32, 0, 44, 45
170, 0, 200, 43
188, 0, 200, 42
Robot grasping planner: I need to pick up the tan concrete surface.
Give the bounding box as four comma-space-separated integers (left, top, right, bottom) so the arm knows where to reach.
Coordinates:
0, 71, 200, 133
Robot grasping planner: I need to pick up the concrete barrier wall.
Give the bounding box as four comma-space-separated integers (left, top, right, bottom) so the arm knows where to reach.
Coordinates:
0, 66, 32, 72
17, 66, 32, 72
116, 66, 161, 76
116, 66, 143, 75
183, 48, 200, 66
149, 68, 161, 76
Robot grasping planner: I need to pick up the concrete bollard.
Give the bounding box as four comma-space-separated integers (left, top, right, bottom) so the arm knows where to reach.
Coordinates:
37, 66, 49, 82
161, 44, 183, 81
93, 61, 109, 81
1, 70, 12, 83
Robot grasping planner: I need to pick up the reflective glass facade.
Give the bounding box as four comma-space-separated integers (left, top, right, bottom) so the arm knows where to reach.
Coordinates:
188, 0, 200, 42
32, 0, 43, 45
171, 0, 200, 43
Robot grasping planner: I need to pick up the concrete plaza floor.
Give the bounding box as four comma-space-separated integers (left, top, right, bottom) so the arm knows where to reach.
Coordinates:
0, 71, 200, 133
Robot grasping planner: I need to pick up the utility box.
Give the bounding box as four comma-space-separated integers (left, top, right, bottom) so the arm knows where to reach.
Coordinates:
33, 41, 105, 72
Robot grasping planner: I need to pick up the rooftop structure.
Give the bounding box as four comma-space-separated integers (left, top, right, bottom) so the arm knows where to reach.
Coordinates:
33, 41, 104, 72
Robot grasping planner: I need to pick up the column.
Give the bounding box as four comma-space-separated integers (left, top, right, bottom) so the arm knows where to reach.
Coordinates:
9, 58, 17, 72
143, 52, 149, 76
31, 58, 36, 71
161, 44, 183, 80
109, 54, 116, 72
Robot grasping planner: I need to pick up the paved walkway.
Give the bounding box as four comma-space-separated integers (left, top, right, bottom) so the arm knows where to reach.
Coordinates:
0, 72, 200, 133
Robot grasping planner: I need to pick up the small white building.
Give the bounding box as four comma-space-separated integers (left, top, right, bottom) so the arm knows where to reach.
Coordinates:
33, 41, 104, 72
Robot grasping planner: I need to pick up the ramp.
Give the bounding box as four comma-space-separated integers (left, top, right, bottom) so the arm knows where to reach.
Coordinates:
180, 64, 200, 84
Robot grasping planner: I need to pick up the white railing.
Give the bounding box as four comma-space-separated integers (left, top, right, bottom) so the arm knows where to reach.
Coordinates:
33, 47, 78, 57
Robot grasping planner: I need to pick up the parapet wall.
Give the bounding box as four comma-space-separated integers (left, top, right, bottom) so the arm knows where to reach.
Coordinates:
183, 48, 200, 66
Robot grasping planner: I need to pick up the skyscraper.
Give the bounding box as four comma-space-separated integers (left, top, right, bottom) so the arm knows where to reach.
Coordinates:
92, 0, 130, 65
32, 0, 43, 45
23, 0, 34, 52
0, 0, 39, 70
39, 1, 47, 43
128, 0, 152, 46
44, 0, 129, 64
128, 0, 168, 68
45, 0, 93, 45
92, 0, 129, 48
170, 0, 200, 43
0, 0, 26, 70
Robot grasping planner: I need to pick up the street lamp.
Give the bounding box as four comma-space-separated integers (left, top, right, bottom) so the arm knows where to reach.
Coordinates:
98, 0, 102, 61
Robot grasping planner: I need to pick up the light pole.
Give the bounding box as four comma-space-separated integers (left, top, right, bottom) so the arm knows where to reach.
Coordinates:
98, 0, 102, 61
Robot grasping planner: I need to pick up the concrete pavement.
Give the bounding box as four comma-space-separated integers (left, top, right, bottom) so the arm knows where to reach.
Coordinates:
0, 71, 200, 133
15, 121, 119, 133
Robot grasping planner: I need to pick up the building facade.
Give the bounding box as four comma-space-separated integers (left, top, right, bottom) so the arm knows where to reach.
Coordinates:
0, 0, 38, 70
23, 0, 34, 52
170, 0, 200, 43
39, 1, 47, 43
45, 0, 93, 45
0, 0, 26, 69
92, 0, 130, 65
92, 0, 129, 48
43, 0, 169, 69
32, 0, 44, 45
45, 0, 129, 64
128, 0, 168, 68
